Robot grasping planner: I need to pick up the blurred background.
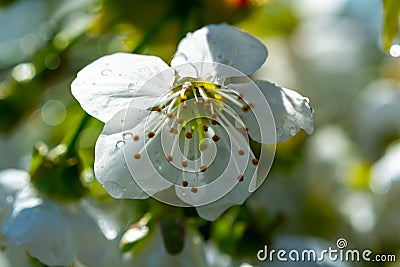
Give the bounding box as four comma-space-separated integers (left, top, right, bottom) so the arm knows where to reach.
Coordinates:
0, 0, 399, 266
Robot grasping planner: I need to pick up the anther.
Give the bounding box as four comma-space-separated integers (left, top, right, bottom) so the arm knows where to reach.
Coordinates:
212, 135, 220, 142
166, 155, 173, 162
211, 113, 217, 119
155, 106, 162, 112
182, 180, 188, 187
241, 104, 251, 112
177, 118, 184, 124
185, 132, 193, 139
238, 150, 245, 156
203, 125, 208, 132
182, 104, 188, 109
181, 161, 188, 168
241, 126, 249, 132
134, 153, 141, 159
180, 95, 187, 102
147, 131, 155, 138
191, 187, 198, 193
133, 135, 139, 141
195, 101, 201, 106
211, 119, 218, 125
238, 175, 244, 182
166, 113, 174, 119
199, 165, 207, 172
252, 158, 259, 165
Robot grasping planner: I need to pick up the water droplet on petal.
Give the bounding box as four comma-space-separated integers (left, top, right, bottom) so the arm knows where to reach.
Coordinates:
128, 83, 136, 89
123, 132, 133, 140
289, 126, 297, 136
116, 140, 125, 148
101, 69, 112, 76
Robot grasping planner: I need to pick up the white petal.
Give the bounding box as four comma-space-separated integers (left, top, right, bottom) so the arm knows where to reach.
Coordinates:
68, 204, 122, 267
171, 24, 267, 75
127, 226, 206, 267
229, 80, 314, 143
71, 53, 174, 122
196, 155, 257, 221
2, 196, 75, 266
95, 109, 150, 199
225, 79, 277, 144
0, 169, 29, 193
123, 127, 174, 196
256, 80, 314, 142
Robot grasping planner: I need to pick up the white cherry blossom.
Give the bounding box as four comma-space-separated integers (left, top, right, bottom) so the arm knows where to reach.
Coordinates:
71, 24, 314, 220
0, 169, 122, 267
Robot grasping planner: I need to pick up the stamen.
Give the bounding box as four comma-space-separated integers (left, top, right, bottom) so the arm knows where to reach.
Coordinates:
182, 180, 188, 187
212, 135, 220, 142
191, 187, 198, 193
221, 105, 246, 129
133, 135, 139, 141
238, 149, 245, 156
147, 131, 155, 138
200, 165, 207, 172
203, 125, 208, 132
198, 86, 209, 101
238, 175, 244, 182
181, 161, 188, 167
166, 155, 173, 162
214, 89, 243, 108
134, 153, 141, 159
252, 158, 259, 165
215, 126, 243, 177
185, 132, 193, 139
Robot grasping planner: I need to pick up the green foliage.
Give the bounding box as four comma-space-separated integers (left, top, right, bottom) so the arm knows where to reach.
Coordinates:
160, 219, 186, 255
29, 142, 87, 200
382, 0, 400, 51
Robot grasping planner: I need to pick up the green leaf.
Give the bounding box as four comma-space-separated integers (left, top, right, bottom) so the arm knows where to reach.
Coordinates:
382, 0, 400, 52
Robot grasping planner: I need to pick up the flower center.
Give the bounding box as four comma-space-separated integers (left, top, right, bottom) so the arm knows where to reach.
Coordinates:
130, 81, 259, 192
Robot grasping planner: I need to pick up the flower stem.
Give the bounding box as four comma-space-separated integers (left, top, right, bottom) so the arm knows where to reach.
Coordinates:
63, 113, 91, 155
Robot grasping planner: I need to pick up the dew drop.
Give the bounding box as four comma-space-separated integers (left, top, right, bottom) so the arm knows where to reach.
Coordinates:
101, 69, 112, 76
289, 126, 297, 136
123, 132, 133, 140
128, 83, 137, 89
115, 140, 125, 149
